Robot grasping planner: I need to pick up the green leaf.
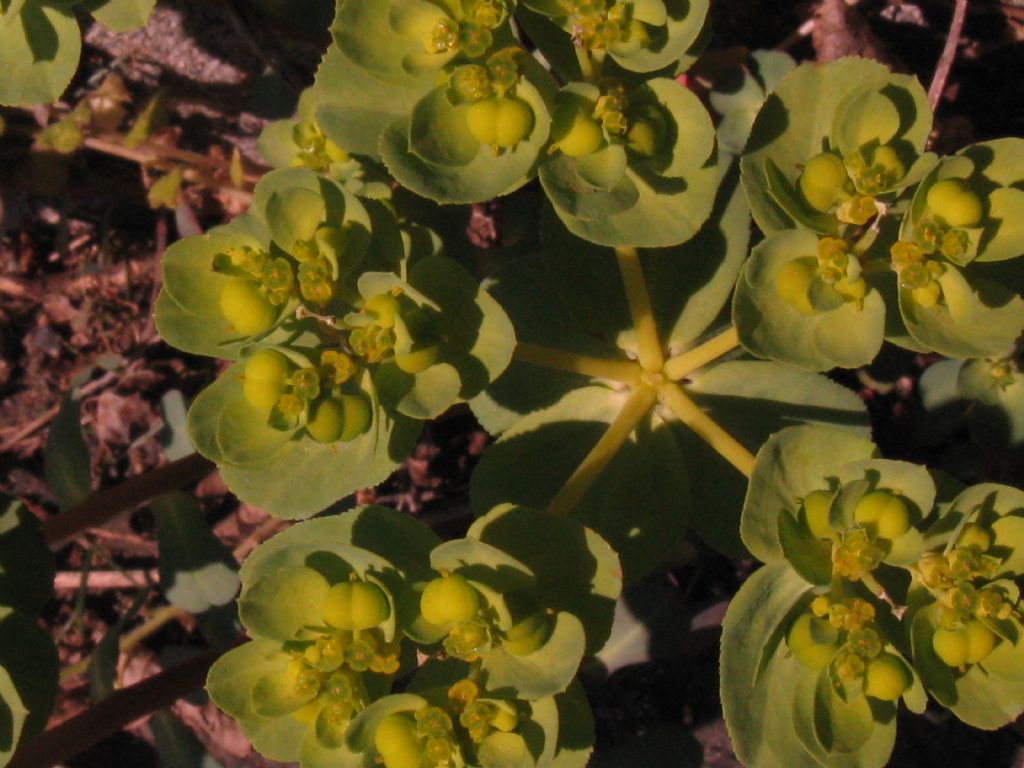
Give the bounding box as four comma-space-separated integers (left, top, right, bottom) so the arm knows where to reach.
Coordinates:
482, 611, 587, 699
156, 230, 297, 359
186, 361, 298, 469
470, 386, 689, 584
0, 608, 58, 740
721, 565, 819, 768
206, 641, 310, 763
742, 425, 878, 563
314, 41, 431, 159
206, 638, 290, 721
239, 565, 329, 642
812, 671, 875, 754
952, 138, 1024, 263
551, 681, 595, 768
468, 505, 622, 655
778, 508, 832, 586
218, 406, 418, 519
679, 361, 871, 558
239, 506, 440, 595
0, 1, 81, 107
832, 458, 935, 530
0, 496, 54, 615
84, 0, 155, 32
380, 72, 553, 204
540, 80, 718, 248
733, 229, 887, 371
154, 492, 240, 614
898, 262, 1024, 358
333, 0, 447, 84
468, 252, 617, 435
429, 537, 535, 595
44, 389, 91, 511
345, 692, 426, 754
159, 390, 194, 461
265, 187, 326, 251
0, 662, 27, 767
741, 58, 930, 235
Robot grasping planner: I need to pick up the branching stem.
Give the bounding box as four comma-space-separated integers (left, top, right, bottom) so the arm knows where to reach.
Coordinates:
513, 343, 641, 383
9, 649, 221, 768
656, 382, 756, 478
59, 604, 188, 681
44, 453, 215, 551
615, 246, 664, 372
547, 385, 657, 516
663, 327, 741, 380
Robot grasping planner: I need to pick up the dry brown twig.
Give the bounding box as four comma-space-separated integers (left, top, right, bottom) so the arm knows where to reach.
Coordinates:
928, 0, 970, 112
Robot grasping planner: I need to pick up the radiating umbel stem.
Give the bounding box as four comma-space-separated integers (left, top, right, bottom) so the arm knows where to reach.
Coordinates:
548, 385, 658, 516
513, 343, 641, 383
657, 382, 756, 478
663, 326, 741, 380
615, 246, 664, 372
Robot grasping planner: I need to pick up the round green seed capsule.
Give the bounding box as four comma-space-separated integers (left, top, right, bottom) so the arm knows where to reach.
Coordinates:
375, 715, 421, 768
932, 626, 969, 667
322, 580, 391, 630
864, 653, 911, 701
775, 259, 817, 316
802, 490, 834, 540
926, 179, 983, 228
307, 399, 345, 443
853, 490, 911, 539
306, 396, 371, 444
799, 153, 849, 212
964, 620, 998, 664
338, 395, 372, 442
786, 613, 839, 670
551, 104, 604, 158
466, 97, 534, 150
503, 612, 552, 656
420, 574, 480, 627
220, 278, 276, 336
242, 350, 292, 412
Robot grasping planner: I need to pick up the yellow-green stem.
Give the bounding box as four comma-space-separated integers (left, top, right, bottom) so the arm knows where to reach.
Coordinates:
615, 246, 664, 372
663, 326, 741, 381
60, 604, 188, 681
513, 343, 641, 383
574, 45, 596, 82
657, 382, 755, 478
547, 385, 657, 516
